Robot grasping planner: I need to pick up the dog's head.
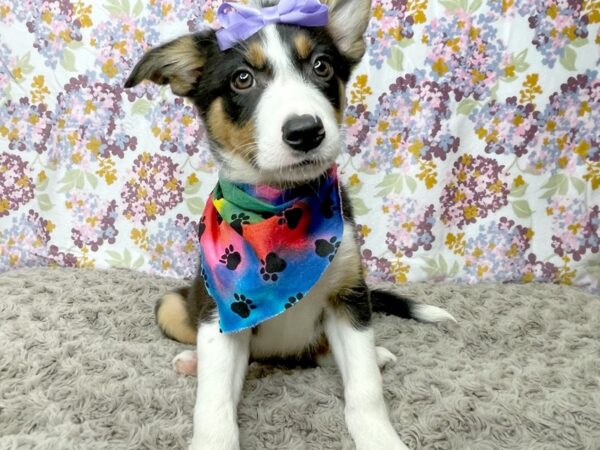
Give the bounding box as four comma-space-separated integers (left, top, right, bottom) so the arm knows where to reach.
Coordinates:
125, 0, 370, 185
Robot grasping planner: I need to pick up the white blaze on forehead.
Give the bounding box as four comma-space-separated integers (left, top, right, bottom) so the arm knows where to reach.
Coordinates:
253, 25, 341, 178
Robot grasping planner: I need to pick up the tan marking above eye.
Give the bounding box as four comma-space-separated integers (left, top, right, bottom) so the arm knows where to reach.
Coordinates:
294, 32, 314, 60
244, 42, 267, 70
206, 98, 257, 162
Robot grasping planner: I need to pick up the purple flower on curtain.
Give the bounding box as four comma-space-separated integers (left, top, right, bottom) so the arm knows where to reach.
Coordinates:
0, 209, 53, 269
50, 75, 137, 168
0, 153, 34, 217
0, 98, 53, 154
383, 195, 436, 257
146, 97, 210, 160
346, 72, 458, 171
470, 97, 540, 157
549, 198, 599, 261
462, 217, 534, 282
424, 11, 506, 100
121, 153, 184, 224
67, 193, 119, 251
440, 155, 509, 228
147, 213, 199, 278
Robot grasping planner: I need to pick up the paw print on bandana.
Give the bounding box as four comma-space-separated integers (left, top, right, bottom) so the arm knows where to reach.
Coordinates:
284, 292, 304, 309
231, 293, 256, 318
201, 267, 210, 289
219, 244, 241, 270
276, 207, 303, 229
198, 216, 206, 238
230, 213, 250, 234
259, 252, 287, 281
315, 236, 341, 261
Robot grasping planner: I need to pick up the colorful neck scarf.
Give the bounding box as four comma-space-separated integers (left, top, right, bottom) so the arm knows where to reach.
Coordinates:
199, 166, 344, 333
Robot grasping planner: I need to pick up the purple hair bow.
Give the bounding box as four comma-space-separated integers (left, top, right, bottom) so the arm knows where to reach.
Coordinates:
216, 0, 329, 50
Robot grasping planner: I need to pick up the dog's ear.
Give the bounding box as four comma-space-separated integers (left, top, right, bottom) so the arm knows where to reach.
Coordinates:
321, 0, 371, 62
124, 32, 216, 96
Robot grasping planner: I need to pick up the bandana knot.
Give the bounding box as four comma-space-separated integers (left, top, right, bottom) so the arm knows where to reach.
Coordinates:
199, 166, 344, 333
216, 0, 329, 50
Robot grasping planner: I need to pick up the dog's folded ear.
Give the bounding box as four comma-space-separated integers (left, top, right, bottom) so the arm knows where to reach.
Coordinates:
124, 31, 216, 96
321, 0, 371, 63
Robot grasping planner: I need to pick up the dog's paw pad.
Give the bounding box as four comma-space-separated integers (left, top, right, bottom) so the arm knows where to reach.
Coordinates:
173, 350, 198, 376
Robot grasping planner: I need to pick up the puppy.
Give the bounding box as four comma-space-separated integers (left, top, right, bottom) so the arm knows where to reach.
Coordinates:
125, 1, 455, 449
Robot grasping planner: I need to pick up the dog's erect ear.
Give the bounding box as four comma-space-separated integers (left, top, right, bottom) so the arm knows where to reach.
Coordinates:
321, 0, 371, 62
124, 32, 216, 96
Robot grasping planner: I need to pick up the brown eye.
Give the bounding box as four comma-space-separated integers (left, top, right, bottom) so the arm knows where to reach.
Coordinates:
313, 57, 333, 79
231, 70, 254, 91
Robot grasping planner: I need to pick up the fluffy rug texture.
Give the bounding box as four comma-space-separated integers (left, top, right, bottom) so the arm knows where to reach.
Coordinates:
1, 268, 599, 450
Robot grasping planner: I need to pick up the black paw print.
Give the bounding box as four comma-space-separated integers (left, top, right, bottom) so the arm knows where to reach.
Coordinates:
315, 236, 341, 261
198, 216, 206, 238
219, 245, 241, 270
277, 207, 303, 229
230, 213, 250, 235
231, 293, 256, 318
284, 292, 304, 309
201, 267, 210, 289
259, 252, 287, 281
216, 212, 223, 225
320, 195, 335, 219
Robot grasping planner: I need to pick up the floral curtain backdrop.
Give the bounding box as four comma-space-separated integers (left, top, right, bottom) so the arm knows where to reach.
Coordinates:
1, 0, 599, 292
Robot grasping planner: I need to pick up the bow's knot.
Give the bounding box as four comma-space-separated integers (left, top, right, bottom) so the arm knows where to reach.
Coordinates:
216, 0, 329, 50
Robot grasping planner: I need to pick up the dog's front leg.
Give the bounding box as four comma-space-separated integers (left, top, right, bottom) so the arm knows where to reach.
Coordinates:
190, 319, 250, 450
324, 310, 409, 450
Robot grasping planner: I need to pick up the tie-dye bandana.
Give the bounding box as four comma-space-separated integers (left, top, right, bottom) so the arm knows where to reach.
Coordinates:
199, 166, 344, 333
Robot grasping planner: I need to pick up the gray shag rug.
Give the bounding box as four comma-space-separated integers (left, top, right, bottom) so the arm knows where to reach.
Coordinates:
1, 268, 599, 450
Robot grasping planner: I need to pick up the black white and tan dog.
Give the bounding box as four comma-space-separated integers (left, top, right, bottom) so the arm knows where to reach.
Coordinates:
125, 0, 455, 448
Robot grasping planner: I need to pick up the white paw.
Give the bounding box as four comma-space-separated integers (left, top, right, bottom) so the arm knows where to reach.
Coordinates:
189, 434, 239, 450
375, 346, 397, 369
173, 350, 197, 376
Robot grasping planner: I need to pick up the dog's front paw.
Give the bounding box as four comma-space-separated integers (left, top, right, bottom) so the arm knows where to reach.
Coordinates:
375, 346, 397, 369
347, 410, 409, 450
189, 435, 239, 450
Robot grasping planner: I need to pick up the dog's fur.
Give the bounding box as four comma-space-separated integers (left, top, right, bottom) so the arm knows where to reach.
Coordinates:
125, 1, 455, 449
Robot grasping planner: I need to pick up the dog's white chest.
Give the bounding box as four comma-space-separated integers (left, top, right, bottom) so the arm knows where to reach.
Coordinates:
249, 223, 359, 359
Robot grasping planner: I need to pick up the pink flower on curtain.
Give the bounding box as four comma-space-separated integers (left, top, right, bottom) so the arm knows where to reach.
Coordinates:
0, 153, 34, 217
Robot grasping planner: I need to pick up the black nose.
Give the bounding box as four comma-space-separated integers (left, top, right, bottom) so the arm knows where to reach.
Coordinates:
282, 115, 325, 153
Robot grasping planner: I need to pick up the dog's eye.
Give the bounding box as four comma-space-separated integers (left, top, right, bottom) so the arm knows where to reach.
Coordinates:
231, 70, 254, 91
312, 57, 333, 80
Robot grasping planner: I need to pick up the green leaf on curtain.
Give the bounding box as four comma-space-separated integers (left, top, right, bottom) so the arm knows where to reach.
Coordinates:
405, 176, 417, 193
387, 46, 404, 72
60, 49, 76, 72
86, 172, 99, 189
571, 177, 585, 194
376, 173, 402, 197
457, 98, 478, 115
131, 99, 153, 115
570, 38, 587, 48
133, 256, 144, 270
559, 46, 576, 71
449, 261, 460, 277
440, 0, 459, 12
349, 196, 370, 216
133, 0, 144, 16
37, 194, 53, 211
186, 197, 204, 215
540, 174, 567, 198
397, 39, 414, 48
468, 0, 482, 12
511, 200, 533, 218
509, 183, 528, 198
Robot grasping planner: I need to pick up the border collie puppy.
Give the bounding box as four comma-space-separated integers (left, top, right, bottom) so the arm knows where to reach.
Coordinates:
126, 1, 455, 449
